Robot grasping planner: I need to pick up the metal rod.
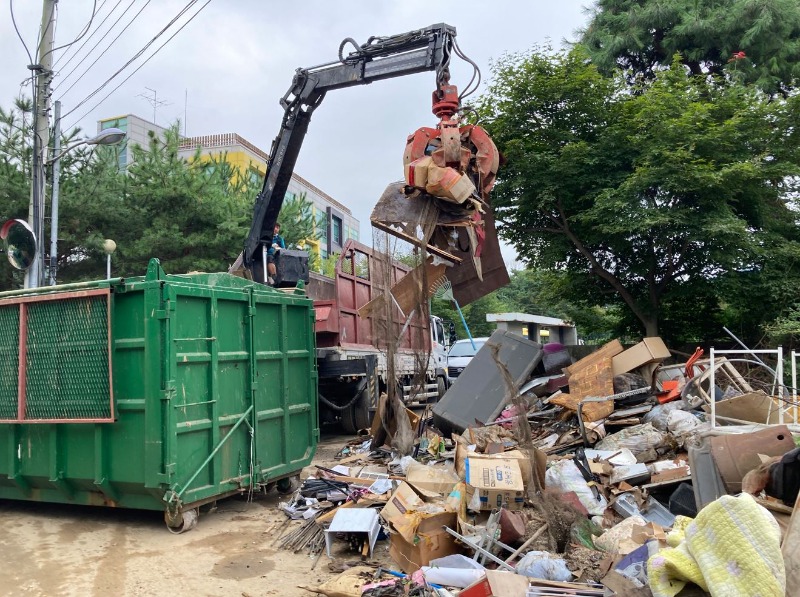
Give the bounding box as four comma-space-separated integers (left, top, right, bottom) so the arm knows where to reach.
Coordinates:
262, 243, 268, 283
0, 278, 121, 298
779, 346, 784, 424
452, 297, 475, 350
722, 327, 771, 367
793, 351, 798, 423
710, 347, 716, 428
442, 526, 516, 571
174, 405, 253, 499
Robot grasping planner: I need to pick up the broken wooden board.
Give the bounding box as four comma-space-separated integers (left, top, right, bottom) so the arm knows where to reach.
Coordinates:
551, 356, 615, 422
565, 339, 624, 377
357, 260, 447, 320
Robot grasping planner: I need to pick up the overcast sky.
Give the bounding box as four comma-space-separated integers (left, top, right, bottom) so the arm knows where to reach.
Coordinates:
1, 0, 594, 269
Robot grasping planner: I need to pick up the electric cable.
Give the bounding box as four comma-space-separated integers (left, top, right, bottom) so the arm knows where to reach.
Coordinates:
61, 0, 199, 117
54, 0, 142, 95
44, 0, 98, 59
54, 0, 119, 69
64, 0, 211, 129
9, 0, 34, 65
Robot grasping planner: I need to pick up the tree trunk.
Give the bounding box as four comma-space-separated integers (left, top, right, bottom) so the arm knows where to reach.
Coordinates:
642, 315, 658, 337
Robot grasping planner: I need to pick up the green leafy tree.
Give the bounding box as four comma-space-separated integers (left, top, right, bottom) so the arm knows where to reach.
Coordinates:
114, 126, 255, 276
0, 99, 34, 288
277, 192, 316, 250
582, 0, 800, 95
478, 47, 800, 342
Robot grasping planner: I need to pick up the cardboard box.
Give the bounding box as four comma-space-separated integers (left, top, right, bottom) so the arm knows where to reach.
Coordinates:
406, 463, 460, 497
465, 457, 525, 511
612, 337, 671, 376
388, 511, 460, 573
404, 156, 431, 188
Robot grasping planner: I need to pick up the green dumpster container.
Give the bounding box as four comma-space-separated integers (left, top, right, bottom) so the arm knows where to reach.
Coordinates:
0, 259, 318, 532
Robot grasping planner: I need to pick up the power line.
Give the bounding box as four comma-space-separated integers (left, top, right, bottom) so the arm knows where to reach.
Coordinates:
61, 0, 202, 121
9, 0, 34, 65
54, 0, 142, 94
44, 0, 98, 59
64, 0, 211, 130
53, 0, 118, 69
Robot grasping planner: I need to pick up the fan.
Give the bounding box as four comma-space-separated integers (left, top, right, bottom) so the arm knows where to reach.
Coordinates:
432, 277, 476, 349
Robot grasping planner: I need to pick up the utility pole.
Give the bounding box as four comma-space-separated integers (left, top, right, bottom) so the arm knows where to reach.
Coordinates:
25, 0, 57, 288
49, 100, 61, 285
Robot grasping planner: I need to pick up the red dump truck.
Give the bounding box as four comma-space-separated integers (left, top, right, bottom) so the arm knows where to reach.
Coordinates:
307, 240, 450, 433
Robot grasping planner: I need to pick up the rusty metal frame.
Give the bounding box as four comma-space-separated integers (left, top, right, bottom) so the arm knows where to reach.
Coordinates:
0, 288, 114, 424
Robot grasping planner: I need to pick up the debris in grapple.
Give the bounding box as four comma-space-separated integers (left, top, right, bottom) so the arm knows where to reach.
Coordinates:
371, 75, 509, 307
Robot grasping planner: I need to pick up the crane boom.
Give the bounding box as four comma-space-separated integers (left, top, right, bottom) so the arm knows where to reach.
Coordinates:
242, 23, 457, 273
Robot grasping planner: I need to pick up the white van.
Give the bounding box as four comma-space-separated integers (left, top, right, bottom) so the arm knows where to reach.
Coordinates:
446, 337, 488, 382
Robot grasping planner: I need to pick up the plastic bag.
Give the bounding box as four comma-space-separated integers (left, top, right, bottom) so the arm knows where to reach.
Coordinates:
516, 551, 573, 582
545, 459, 608, 516
595, 423, 669, 457
643, 403, 685, 431
666, 410, 700, 435
422, 555, 486, 588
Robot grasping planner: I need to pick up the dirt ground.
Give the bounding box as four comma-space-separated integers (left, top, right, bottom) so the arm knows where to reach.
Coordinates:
0, 432, 392, 597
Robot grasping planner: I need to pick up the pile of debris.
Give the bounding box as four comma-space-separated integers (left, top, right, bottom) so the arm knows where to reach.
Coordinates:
283, 330, 800, 596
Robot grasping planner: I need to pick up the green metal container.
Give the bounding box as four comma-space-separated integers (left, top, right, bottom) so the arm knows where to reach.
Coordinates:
0, 259, 318, 531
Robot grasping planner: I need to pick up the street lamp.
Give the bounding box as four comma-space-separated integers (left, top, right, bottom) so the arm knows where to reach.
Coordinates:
44, 99, 126, 286
103, 239, 116, 279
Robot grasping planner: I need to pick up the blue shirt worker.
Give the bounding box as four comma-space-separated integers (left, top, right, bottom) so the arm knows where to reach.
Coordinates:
267, 223, 286, 284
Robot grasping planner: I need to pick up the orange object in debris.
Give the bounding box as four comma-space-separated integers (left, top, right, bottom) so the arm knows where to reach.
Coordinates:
657, 380, 681, 404
685, 347, 704, 378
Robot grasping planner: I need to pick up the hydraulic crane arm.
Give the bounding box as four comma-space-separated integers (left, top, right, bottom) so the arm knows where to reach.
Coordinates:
242, 23, 457, 272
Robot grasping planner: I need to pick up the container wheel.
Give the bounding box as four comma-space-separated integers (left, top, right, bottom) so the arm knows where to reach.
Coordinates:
165, 507, 199, 534
342, 387, 371, 434
276, 475, 300, 495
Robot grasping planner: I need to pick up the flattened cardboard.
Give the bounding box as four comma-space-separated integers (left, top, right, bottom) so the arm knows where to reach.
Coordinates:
406, 463, 460, 497
704, 391, 799, 425
465, 457, 525, 511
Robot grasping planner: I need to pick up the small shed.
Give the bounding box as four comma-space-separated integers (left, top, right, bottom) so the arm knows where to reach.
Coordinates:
486, 312, 578, 345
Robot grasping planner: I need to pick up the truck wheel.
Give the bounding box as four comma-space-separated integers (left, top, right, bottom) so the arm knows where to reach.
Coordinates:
342, 387, 372, 434
437, 376, 447, 400
276, 475, 300, 495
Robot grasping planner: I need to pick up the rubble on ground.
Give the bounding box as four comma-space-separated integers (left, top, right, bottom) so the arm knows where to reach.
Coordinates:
281, 332, 800, 596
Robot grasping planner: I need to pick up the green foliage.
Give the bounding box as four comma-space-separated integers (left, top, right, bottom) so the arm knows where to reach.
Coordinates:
98, 126, 255, 277
477, 47, 800, 342
320, 253, 339, 277
582, 0, 800, 95
0, 109, 262, 287
277, 192, 316, 249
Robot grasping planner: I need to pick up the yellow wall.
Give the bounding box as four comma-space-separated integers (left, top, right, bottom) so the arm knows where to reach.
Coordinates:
190, 149, 323, 265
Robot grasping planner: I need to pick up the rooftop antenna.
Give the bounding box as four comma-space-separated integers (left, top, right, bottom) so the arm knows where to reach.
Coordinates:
137, 87, 171, 124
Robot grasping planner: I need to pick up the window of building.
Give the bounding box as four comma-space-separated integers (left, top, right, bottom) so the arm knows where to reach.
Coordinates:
332, 215, 342, 245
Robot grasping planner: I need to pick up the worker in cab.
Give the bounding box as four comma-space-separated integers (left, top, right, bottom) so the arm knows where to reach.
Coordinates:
267, 223, 286, 284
